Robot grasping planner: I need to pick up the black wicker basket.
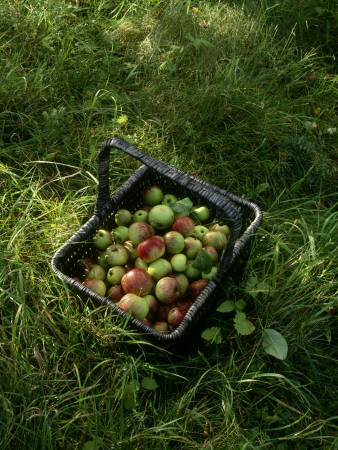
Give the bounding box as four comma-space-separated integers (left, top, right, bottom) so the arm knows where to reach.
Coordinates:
51, 138, 262, 350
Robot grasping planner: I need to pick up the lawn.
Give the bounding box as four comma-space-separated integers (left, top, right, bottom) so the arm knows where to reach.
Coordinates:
0, 1, 337, 449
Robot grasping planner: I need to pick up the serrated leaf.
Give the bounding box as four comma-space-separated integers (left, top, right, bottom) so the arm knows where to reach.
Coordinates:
192, 250, 213, 273
234, 319, 255, 335
141, 377, 159, 390
246, 277, 270, 298
233, 311, 246, 323
82, 441, 97, 450
235, 299, 246, 311
201, 327, 222, 344
170, 197, 193, 214
262, 329, 288, 360
217, 300, 235, 313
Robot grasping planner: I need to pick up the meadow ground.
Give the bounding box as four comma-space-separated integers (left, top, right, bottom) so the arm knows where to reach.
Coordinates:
0, 1, 337, 448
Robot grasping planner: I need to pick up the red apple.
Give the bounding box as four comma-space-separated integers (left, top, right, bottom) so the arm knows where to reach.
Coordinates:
137, 236, 165, 263
121, 268, 153, 297
172, 216, 195, 237
177, 299, 194, 313
167, 307, 185, 328
118, 293, 149, 320
157, 302, 177, 321
152, 321, 169, 334
107, 284, 125, 302
202, 246, 218, 263
143, 317, 153, 327
189, 279, 208, 299
155, 277, 180, 304
128, 221, 154, 246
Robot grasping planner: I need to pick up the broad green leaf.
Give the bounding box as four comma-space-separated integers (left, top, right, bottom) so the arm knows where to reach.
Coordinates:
201, 327, 222, 344
234, 312, 255, 335
217, 300, 235, 313
122, 381, 140, 410
262, 329, 288, 360
141, 377, 159, 390
170, 197, 193, 214
235, 299, 246, 311
233, 312, 246, 323
82, 441, 97, 450
192, 250, 213, 273
246, 277, 270, 298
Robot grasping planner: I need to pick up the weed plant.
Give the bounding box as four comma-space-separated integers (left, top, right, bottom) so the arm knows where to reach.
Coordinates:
0, 1, 337, 448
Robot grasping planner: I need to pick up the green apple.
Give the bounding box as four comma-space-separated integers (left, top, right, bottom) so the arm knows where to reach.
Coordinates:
170, 253, 188, 272
106, 266, 126, 285
162, 194, 178, 207
173, 273, 190, 295
202, 266, 218, 280
128, 221, 154, 246
148, 258, 172, 281
115, 209, 132, 227
83, 263, 106, 281
191, 205, 210, 222
148, 204, 174, 231
96, 251, 111, 270
134, 257, 148, 271
132, 209, 149, 222
118, 293, 149, 320
112, 226, 129, 244
208, 222, 230, 237
184, 237, 202, 259
82, 279, 106, 297
202, 231, 227, 252
141, 185, 164, 206
105, 244, 129, 266
93, 229, 113, 250
164, 231, 185, 255
185, 261, 201, 280
193, 225, 209, 239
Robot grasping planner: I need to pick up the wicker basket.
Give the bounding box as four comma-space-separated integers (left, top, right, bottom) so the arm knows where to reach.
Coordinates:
51, 138, 262, 350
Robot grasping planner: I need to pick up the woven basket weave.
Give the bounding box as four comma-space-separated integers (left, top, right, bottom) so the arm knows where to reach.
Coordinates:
51, 138, 262, 349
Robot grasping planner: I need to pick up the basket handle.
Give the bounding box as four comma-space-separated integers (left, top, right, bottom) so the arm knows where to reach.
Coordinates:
95, 137, 243, 278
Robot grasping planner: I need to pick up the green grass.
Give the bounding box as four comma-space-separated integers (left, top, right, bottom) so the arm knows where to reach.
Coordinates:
0, 0, 337, 448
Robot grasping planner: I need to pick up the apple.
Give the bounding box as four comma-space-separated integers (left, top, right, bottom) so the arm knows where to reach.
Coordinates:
143, 317, 153, 327
115, 209, 132, 227
148, 204, 174, 231
77, 258, 95, 272
173, 273, 190, 295
83, 263, 106, 281
128, 221, 154, 246
96, 251, 111, 270
164, 231, 185, 255
107, 284, 125, 302
189, 279, 208, 299
155, 277, 180, 304
152, 321, 169, 334
143, 294, 158, 314
167, 307, 185, 328
192, 225, 209, 239
185, 261, 201, 280
93, 229, 113, 250
105, 244, 129, 266
118, 293, 149, 320
172, 216, 195, 237
157, 303, 176, 321
202, 231, 227, 252
202, 246, 218, 263
183, 237, 202, 259
112, 226, 129, 244
124, 263, 134, 272
132, 209, 149, 222
134, 257, 148, 271
141, 185, 164, 206
82, 279, 106, 297
123, 240, 138, 261
170, 253, 188, 272
121, 268, 153, 297
137, 236, 165, 263
148, 258, 172, 281
191, 205, 210, 222
106, 266, 126, 285
162, 193, 178, 207
177, 299, 194, 313
208, 222, 230, 237
202, 266, 218, 280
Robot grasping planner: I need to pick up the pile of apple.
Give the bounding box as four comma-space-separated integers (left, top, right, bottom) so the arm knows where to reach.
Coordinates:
75, 185, 230, 334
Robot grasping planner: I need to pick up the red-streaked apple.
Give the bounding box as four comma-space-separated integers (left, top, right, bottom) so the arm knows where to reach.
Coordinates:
167, 306, 185, 328
189, 279, 208, 299
106, 266, 126, 285
202, 231, 227, 252
137, 236, 165, 263
105, 244, 129, 266
93, 229, 113, 250
107, 284, 125, 302
128, 221, 154, 246
173, 273, 189, 295
208, 222, 230, 237
143, 317, 153, 327
155, 277, 180, 304
124, 240, 138, 261
141, 185, 164, 206
115, 209, 132, 227
170, 253, 188, 272
157, 303, 176, 321
183, 237, 202, 259
148, 204, 174, 231
177, 299, 194, 313
121, 268, 153, 297
83, 279, 106, 297
148, 258, 172, 280
164, 231, 185, 255
172, 216, 195, 237
118, 293, 149, 320
152, 321, 169, 334
202, 246, 218, 263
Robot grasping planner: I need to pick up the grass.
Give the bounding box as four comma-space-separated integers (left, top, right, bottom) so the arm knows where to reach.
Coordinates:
0, 0, 337, 448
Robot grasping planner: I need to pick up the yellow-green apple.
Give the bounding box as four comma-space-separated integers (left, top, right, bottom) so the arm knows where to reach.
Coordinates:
162, 193, 178, 207
143, 294, 158, 321
202, 231, 227, 252
202, 266, 218, 280
155, 277, 180, 304
96, 251, 111, 270
118, 293, 149, 320
185, 261, 201, 280
121, 268, 153, 297
107, 284, 125, 302
189, 279, 208, 299
83, 263, 106, 281
148, 258, 172, 280
134, 257, 148, 271
93, 229, 113, 250
106, 266, 126, 285
82, 279, 106, 297
115, 209, 132, 227
164, 230, 185, 254
183, 237, 202, 259
172, 216, 195, 237
112, 226, 129, 243
123, 240, 138, 261
105, 244, 129, 266
193, 225, 209, 239
173, 273, 189, 295
148, 204, 174, 231
132, 209, 148, 222
128, 221, 154, 246
170, 253, 188, 272
137, 236, 165, 263
141, 185, 164, 206
202, 246, 218, 263
208, 222, 230, 237
152, 321, 169, 334
191, 205, 210, 222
